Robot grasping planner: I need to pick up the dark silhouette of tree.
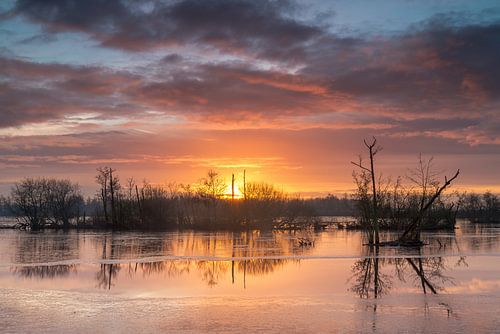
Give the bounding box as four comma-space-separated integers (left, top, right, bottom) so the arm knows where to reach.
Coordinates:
9, 178, 82, 229
352, 137, 382, 244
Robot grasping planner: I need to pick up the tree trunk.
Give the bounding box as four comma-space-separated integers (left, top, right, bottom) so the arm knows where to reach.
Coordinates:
109, 168, 117, 227
231, 174, 235, 200
368, 145, 380, 244
135, 185, 143, 224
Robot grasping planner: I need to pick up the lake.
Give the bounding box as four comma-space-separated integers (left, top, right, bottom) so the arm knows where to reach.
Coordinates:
0, 220, 499, 333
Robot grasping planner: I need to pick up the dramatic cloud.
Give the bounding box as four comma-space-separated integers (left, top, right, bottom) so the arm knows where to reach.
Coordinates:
0, 56, 144, 127
304, 20, 500, 118
1, 1, 499, 193
12, 0, 322, 61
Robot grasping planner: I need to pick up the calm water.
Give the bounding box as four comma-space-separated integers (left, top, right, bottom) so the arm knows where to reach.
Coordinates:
0, 220, 499, 333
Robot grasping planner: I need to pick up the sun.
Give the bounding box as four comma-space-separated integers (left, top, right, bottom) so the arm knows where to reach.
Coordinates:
225, 183, 244, 199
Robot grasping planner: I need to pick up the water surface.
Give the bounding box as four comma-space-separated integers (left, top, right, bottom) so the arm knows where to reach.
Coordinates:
1, 220, 499, 333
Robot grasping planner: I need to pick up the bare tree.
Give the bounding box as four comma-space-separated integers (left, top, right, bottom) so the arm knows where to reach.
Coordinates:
95, 167, 120, 226
352, 169, 374, 242
9, 178, 82, 229
109, 168, 117, 226
46, 179, 83, 228
407, 155, 440, 213
399, 169, 460, 242
199, 170, 226, 199
231, 173, 235, 200
96, 167, 110, 224
352, 137, 382, 244
198, 170, 226, 223
351, 139, 460, 246
10, 178, 49, 229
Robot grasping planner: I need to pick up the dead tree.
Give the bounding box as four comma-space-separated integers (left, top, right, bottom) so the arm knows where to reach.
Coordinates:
352, 137, 382, 244
243, 170, 246, 200
399, 169, 460, 242
96, 167, 110, 224
96, 167, 119, 226
135, 184, 143, 224
231, 173, 235, 200
109, 168, 117, 226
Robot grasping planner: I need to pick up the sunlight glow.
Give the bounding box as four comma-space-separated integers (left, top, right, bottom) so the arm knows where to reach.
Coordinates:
225, 183, 244, 199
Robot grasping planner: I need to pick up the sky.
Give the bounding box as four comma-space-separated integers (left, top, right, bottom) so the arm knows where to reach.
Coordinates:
1, 0, 500, 196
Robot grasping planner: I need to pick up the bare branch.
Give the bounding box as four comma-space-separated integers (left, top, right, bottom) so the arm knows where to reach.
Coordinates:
400, 169, 460, 241
351, 161, 371, 172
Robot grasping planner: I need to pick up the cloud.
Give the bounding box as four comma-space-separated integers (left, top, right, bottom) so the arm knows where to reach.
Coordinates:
1, 3, 500, 150
127, 63, 350, 120
12, 0, 322, 62
0, 56, 144, 127
2, 23, 500, 145
0, 55, 357, 130
304, 18, 500, 117
1, 2, 500, 195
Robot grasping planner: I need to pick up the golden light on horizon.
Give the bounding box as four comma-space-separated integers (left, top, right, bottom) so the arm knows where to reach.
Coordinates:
225, 183, 244, 199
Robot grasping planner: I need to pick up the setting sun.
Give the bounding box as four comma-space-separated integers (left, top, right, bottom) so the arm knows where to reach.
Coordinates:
225, 183, 243, 199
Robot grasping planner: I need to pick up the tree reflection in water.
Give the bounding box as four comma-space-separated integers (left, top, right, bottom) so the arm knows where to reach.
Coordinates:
11, 230, 80, 264
349, 245, 466, 299
349, 246, 391, 299
12, 264, 77, 279
9, 230, 309, 289
10, 230, 80, 280
94, 235, 119, 289
347, 245, 466, 326
87, 231, 310, 289
8, 231, 471, 296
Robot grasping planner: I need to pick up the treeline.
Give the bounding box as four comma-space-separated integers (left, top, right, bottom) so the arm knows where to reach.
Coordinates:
306, 195, 355, 216
2, 164, 498, 232
91, 167, 320, 230
3, 168, 349, 230
0, 198, 11, 216
458, 191, 500, 223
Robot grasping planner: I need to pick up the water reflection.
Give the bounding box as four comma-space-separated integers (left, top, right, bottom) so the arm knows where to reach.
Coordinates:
9, 231, 307, 289
98, 258, 297, 289
10, 258, 300, 290
5, 221, 499, 266
349, 247, 468, 299
348, 232, 470, 299
75, 230, 316, 261
11, 253, 461, 294
12, 264, 77, 279
2, 223, 499, 334
12, 231, 80, 264
96, 264, 120, 289
349, 247, 391, 299
5, 222, 496, 293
